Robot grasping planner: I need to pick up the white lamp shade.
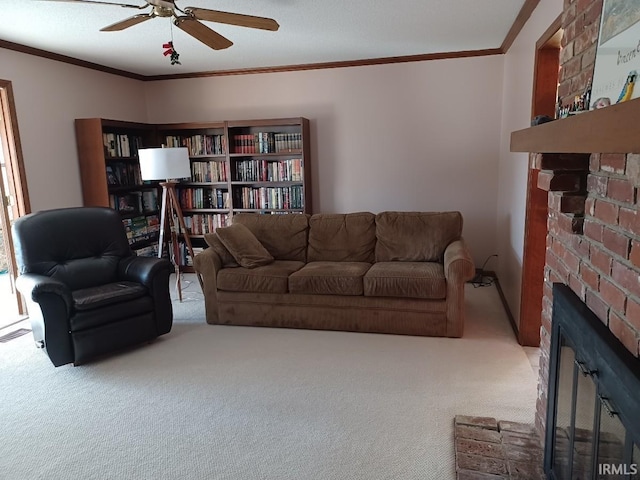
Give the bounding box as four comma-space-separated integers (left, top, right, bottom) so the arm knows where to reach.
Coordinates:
138, 147, 191, 181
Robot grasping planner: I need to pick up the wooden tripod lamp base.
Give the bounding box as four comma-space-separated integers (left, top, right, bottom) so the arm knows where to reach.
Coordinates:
158, 181, 203, 302
138, 147, 203, 302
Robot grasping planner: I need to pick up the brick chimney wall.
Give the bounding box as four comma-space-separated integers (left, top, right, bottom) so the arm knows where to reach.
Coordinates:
534, 0, 640, 437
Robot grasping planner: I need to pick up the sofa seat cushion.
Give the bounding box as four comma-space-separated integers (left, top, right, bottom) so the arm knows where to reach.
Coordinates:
363, 262, 446, 299
72, 281, 148, 311
217, 260, 305, 294
289, 261, 371, 296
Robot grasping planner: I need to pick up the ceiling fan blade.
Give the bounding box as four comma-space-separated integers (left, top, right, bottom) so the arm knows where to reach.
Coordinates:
37, 0, 147, 9
184, 7, 279, 31
100, 13, 154, 31
174, 17, 233, 50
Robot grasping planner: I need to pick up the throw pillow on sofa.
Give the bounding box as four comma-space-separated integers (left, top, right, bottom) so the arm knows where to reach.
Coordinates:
215, 223, 274, 268
203, 233, 239, 267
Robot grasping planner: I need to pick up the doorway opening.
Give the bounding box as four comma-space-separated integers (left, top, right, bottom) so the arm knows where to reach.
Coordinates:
518, 16, 562, 347
0, 79, 31, 330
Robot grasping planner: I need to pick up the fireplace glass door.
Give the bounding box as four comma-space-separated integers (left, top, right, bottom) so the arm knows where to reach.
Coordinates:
545, 285, 640, 480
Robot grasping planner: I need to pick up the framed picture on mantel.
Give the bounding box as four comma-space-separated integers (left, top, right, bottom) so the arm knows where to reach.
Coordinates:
590, 0, 640, 109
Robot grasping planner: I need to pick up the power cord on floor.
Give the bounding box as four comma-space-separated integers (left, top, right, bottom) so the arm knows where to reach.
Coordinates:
470, 254, 498, 288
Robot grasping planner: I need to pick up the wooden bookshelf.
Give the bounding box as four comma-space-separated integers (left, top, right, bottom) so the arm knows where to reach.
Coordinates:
75, 117, 312, 271
75, 118, 162, 257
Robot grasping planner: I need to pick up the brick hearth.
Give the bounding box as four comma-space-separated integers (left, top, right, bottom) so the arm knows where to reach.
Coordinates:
454, 416, 544, 479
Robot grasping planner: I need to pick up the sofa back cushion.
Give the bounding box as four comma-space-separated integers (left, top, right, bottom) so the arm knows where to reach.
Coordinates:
375, 211, 462, 262
232, 213, 309, 262
308, 212, 376, 262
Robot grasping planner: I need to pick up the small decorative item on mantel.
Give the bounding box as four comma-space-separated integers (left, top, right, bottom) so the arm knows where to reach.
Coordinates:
557, 79, 593, 118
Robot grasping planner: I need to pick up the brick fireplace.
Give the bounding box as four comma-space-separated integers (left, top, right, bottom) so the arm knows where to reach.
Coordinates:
511, 0, 640, 456
526, 0, 640, 442
535, 151, 640, 439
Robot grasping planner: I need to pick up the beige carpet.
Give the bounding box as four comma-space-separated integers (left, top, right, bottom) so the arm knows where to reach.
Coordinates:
0, 280, 537, 480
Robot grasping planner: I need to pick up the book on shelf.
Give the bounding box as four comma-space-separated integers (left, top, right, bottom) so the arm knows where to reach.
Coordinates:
102, 133, 143, 158
134, 244, 159, 257
182, 213, 229, 235
178, 187, 229, 210
111, 192, 143, 213
233, 185, 304, 210
106, 162, 142, 186
190, 160, 228, 183
234, 158, 303, 182
121, 214, 160, 246
165, 134, 226, 156
141, 189, 158, 212
231, 132, 302, 154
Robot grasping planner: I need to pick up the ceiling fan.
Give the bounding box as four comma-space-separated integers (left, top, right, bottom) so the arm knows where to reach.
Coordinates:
41, 0, 280, 51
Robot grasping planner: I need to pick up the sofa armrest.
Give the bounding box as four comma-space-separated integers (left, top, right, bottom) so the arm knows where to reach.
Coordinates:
443, 238, 475, 338
193, 247, 222, 324
444, 238, 475, 283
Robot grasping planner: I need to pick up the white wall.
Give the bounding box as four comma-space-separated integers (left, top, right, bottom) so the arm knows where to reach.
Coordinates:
145, 57, 505, 264
0, 49, 148, 211
497, 0, 563, 327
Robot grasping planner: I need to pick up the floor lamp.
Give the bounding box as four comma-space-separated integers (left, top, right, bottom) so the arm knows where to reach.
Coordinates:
138, 147, 203, 301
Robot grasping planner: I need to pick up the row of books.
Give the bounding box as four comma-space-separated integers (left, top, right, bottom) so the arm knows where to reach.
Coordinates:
106, 162, 143, 186
234, 158, 303, 182
182, 213, 230, 235
233, 185, 304, 210
109, 189, 158, 214
122, 214, 160, 246
134, 244, 159, 258
176, 243, 205, 267
177, 187, 230, 210
103, 133, 143, 158
191, 160, 229, 183
164, 134, 226, 156
231, 132, 302, 154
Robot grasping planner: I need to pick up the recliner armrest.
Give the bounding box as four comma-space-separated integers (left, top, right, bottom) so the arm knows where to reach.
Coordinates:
15, 273, 73, 315
118, 256, 173, 288
444, 238, 475, 284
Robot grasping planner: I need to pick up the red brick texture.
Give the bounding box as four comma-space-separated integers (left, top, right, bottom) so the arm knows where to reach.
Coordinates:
536, 152, 640, 442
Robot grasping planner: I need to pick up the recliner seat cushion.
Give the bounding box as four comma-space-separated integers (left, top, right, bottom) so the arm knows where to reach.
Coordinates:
72, 281, 148, 310
363, 262, 446, 299
70, 296, 155, 332
217, 261, 305, 293
375, 211, 463, 262
308, 212, 376, 262
289, 261, 371, 296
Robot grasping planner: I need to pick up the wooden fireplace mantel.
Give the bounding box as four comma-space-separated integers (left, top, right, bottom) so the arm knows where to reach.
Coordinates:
510, 97, 640, 154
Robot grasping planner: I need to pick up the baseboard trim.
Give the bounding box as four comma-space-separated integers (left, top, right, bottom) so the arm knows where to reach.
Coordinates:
483, 271, 518, 341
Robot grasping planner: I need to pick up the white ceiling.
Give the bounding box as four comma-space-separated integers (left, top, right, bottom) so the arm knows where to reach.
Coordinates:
1, 0, 528, 77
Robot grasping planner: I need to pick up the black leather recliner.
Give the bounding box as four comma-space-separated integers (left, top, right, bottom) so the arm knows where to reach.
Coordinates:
12, 207, 173, 367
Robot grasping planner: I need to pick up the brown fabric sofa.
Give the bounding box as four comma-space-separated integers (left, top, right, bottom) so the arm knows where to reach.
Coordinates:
193, 211, 475, 337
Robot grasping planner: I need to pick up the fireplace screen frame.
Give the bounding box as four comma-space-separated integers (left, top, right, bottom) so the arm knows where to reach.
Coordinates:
545, 283, 640, 478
